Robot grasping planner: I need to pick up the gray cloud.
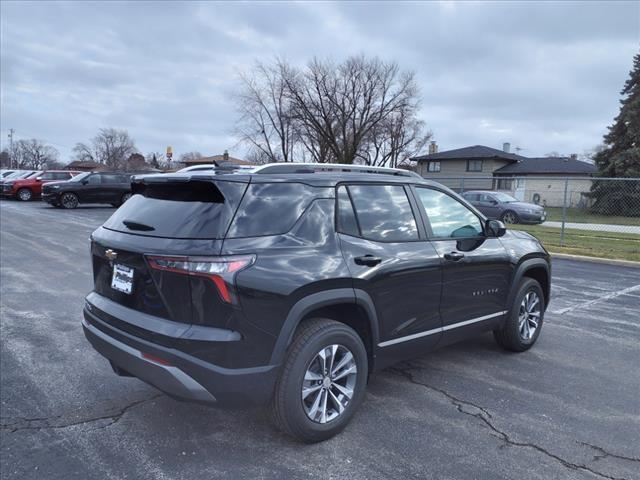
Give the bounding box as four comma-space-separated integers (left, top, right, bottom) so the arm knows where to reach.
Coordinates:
1, 0, 638, 162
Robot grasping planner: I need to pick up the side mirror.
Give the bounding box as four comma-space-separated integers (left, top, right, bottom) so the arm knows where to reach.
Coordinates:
35, 176, 42, 182
81, 179, 89, 185
490, 199, 498, 205
486, 219, 506, 237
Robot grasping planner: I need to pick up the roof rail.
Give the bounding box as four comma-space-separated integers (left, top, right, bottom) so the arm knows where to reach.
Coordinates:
252, 162, 422, 178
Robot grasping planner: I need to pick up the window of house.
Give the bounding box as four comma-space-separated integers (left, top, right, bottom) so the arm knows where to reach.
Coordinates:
347, 184, 418, 242
497, 178, 513, 190
466, 160, 483, 172
427, 161, 441, 173
415, 187, 483, 239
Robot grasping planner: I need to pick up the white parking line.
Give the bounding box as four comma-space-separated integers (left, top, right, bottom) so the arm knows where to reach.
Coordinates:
551, 284, 640, 315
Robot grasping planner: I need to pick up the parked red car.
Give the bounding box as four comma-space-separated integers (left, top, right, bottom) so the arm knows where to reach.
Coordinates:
1, 170, 82, 201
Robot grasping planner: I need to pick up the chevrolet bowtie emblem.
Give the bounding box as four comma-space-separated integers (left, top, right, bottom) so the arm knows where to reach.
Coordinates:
105, 249, 118, 261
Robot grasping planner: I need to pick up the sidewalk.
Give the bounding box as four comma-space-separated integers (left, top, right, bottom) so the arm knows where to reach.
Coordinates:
541, 221, 640, 234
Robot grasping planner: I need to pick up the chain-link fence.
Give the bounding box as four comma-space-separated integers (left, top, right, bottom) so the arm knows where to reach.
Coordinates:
423, 175, 640, 261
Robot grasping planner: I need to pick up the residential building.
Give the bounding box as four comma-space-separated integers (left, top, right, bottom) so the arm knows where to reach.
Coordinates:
411, 142, 597, 207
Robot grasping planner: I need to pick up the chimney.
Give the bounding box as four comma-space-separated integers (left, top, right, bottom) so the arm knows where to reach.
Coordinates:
223, 150, 229, 161
428, 141, 438, 155
569, 153, 577, 161
502, 142, 511, 153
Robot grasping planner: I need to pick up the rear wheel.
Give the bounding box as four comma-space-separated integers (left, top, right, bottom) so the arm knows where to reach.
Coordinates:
271, 318, 368, 443
501, 210, 519, 224
17, 188, 33, 201
494, 278, 545, 352
60, 192, 79, 209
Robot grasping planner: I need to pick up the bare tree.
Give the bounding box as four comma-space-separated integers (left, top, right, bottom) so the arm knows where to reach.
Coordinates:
146, 152, 166, 168
73, 128, 137, 170
235, 60, 296, 163
178, 151, 203, 163
359, 108, 431, 167
285, 55, 421, 164
12, 139, 59, 169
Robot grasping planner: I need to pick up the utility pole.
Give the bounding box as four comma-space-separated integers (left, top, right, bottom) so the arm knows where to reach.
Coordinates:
8, 128, 15, 168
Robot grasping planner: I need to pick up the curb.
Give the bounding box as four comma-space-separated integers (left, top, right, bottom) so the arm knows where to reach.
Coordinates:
550, 252, 640, 268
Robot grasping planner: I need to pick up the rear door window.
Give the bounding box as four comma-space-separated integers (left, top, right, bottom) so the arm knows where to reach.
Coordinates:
347, 184, 418, 242
103, 179, 247, 239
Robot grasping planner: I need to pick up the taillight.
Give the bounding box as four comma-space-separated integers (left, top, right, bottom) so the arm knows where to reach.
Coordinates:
146, 255, 255, 303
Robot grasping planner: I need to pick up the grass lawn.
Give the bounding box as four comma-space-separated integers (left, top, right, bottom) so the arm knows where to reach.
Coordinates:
510, 224, 640, 262
545, 207, 640, 226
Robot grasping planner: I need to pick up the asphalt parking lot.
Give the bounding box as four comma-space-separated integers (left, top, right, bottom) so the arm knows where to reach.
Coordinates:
1, 200, 639, 480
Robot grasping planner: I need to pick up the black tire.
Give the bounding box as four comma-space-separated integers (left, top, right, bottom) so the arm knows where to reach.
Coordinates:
17, 188, 33, 201
60, 192, 79, 209
501, 210, 519, 224
271, 318, 368, 443
494, 278, 545, 352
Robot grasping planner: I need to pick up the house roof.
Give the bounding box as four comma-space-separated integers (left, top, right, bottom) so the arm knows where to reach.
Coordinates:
411, 145, 523, 162
180, 154, 253, 166
494, 157, 597, 175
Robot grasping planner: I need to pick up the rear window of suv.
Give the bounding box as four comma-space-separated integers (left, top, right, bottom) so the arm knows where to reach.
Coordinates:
103, 179, 247, 239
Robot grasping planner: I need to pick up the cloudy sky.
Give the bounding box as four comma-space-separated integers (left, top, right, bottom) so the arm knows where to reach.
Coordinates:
1, 1, 638, 162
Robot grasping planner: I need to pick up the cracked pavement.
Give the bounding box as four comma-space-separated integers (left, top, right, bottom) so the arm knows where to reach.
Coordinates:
1, 201, 639, 480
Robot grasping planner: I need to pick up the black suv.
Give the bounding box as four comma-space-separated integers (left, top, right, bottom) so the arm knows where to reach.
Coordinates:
43, 171, 134, 209
83, 164, 550, 442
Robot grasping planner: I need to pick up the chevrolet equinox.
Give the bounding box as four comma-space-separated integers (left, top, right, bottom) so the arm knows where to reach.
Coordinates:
83, 163, 550, 442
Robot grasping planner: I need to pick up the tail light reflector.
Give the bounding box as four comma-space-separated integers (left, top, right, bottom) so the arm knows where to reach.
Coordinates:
146, 255, 255, 303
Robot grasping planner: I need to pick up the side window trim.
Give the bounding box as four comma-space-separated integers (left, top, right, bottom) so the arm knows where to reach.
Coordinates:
334, 184, 362, 238
411, 185, 486, 241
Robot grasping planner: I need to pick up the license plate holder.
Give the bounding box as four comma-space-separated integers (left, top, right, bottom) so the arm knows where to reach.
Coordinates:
111, 263, 134, 294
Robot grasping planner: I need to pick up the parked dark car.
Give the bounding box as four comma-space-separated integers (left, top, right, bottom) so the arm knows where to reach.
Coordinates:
42, 171, 134, 209
461, 190, 547, 224
83, 164, 551, 442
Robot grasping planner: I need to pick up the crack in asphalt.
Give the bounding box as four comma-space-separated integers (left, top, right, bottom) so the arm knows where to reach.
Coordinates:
388, 362, 630, 480
580, 442, 640, 464
0, 394, 162, 434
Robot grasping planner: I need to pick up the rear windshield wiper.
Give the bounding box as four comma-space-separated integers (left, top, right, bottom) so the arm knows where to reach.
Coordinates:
122, 220, 155, 232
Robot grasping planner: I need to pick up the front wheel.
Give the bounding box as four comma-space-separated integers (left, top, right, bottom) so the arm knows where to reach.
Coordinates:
17, 188, 33, 201
60, 193, 79, 209
494, 278, 545, 352
271, 318, 368, 443
501, 210, 519, 224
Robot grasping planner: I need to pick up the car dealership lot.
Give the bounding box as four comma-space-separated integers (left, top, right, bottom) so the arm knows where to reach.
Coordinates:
1, 201, 638, 480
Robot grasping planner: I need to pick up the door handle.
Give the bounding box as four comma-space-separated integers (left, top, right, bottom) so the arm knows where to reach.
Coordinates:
354, 255, 383, 267
444, 252, 465, 261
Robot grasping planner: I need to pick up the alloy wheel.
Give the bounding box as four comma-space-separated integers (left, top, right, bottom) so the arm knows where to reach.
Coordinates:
18, 189, 32, 201
61, 193, 78, 209
302, 344, 357, 424
519, 291, 540, 340
502, 211, 517, 224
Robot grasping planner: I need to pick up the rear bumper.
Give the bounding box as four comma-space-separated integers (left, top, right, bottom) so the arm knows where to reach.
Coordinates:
83, 293, 279, 407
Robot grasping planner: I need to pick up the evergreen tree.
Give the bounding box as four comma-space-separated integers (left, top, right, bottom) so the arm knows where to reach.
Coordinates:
590, 52, 640, 216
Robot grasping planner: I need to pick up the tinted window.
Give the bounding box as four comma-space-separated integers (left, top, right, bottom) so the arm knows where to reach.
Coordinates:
103, 179, 247, 239
463, 193, 479, 201
227, 183, 322, 238
101, 174, 121, 184
40, 172, 55, 180
348, 185, 418, 242
86, 174, 102, 185
336, 186, 360, 237
53, 172, 71, 180
416, 188, 483, 238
